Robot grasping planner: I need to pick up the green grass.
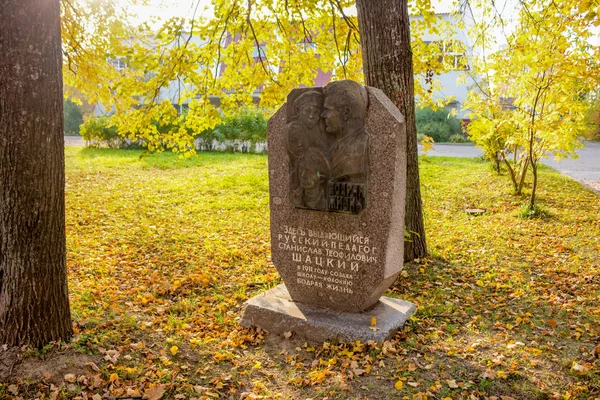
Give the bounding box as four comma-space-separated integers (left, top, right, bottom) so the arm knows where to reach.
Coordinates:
2, 148, 598, 399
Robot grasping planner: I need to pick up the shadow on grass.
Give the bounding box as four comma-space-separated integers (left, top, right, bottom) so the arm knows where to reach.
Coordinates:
383, 255, 599, 399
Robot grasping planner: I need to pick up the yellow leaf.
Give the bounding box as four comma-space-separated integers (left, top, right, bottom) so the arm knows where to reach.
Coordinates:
170, 345, 179, 355
446, 379, 459, 388
371, 316, 377, 326
394, 380, 403, 390
497, 370, 507, 379
109, 373, 119, 382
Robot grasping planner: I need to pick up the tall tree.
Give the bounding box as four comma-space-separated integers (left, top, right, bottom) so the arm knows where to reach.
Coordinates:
63, 0, 434, 260
357, 0, 427, 260
0, 0, 73, 346
465, 0, 599, 213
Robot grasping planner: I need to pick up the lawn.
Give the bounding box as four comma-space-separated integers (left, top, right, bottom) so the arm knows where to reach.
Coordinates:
1, 148, 598, 399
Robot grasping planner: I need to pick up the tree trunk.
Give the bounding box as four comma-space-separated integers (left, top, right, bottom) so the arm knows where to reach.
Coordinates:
529, 158, 538, 210
0, 0, 73, 346
516, 157, 529, 196
356, 0, 428, 262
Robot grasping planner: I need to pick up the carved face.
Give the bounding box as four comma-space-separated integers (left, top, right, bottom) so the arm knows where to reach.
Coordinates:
287, 125, 307, 157
299, 165, 320, 189
297, 103, 321, 129
322, 97, 342, 134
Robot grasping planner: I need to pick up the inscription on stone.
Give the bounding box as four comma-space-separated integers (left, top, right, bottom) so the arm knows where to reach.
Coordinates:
276, 225, 379, 295
286, 81, 370, 215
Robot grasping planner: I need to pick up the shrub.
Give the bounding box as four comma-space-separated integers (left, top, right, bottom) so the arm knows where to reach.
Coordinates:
584, 102, 600, 141
197, 107, 268, 152
64, 99, 84, 135
416, 107, 461, 142
80, 115, 124, 148
449, 133, 467, 143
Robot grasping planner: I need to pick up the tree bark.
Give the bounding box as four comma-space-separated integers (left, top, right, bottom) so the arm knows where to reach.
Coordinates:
0, 0, 73, 346
529, 157, 538, 210
356, 0, 428, 261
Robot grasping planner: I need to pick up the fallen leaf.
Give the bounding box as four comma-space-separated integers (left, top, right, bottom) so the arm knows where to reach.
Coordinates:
394, 380, 403, 390
170, 345, 179, 356
8, 385, 18, 396
571, 362, 588, 373
145, 383, 166, 400
371, 316, 377, 326
446, 379, 459, 389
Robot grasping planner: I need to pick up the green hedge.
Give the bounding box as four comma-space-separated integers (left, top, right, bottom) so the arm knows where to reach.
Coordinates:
416, 107, 464, 143
81, 107, 269, 152
64, 99, 84, 136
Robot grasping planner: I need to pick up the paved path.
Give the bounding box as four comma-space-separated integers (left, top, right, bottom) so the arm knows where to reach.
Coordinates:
419, 143, 483, 158
64, 136, 85, 146
540, 141, 600, 193
421, 142, 600, 193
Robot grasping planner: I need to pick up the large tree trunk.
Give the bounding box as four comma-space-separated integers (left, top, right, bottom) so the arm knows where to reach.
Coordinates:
0, 0, 73, 346
356, 0, 428, 262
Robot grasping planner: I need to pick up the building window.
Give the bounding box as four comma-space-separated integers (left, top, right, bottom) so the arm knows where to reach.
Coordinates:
298, 41, 317, 51
252, 45, 267, 58
109, 58, 127, 72
426, 40, 469, 71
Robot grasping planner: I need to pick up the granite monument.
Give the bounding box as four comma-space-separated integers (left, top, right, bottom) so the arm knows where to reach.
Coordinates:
241, 80, 416, 341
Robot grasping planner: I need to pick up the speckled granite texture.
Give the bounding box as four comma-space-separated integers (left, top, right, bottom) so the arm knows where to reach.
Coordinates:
266, 85, 408, 313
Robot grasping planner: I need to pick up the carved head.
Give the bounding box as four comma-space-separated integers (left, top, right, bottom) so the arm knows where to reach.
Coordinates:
298, 148, 330, 189
321, 80, 368, 135
286, 121, 308, 158
294, 90, 323, 129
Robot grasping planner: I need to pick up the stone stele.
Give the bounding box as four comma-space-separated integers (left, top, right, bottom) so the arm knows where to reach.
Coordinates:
241, 80, 416, 341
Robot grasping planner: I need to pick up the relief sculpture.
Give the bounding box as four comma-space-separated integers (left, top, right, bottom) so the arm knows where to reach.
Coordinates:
285, 80, 370, 214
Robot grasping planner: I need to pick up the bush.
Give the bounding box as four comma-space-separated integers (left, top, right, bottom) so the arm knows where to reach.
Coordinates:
80, 115, 132, 148
449, 133, 468, 143
416, 107, 461, 142
584, 102, 600, 141
196, 107, 268, 152
82, 107, 269, 152
64, 99, 84, 135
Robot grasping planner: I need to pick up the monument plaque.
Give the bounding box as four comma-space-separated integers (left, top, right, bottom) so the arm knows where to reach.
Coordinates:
241, 80, 416, 341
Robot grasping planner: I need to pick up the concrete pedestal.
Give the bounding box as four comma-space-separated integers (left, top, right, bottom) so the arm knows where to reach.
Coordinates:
240, 284, 416, 342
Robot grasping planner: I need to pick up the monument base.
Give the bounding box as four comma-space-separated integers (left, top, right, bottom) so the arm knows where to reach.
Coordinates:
240, 284, 416, 342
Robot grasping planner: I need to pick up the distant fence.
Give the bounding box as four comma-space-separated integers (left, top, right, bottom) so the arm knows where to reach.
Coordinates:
82, 138, 269, 154
195, 139, 268, 154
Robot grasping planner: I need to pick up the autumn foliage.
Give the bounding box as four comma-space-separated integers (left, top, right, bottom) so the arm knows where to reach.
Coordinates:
1, 149, 598, 399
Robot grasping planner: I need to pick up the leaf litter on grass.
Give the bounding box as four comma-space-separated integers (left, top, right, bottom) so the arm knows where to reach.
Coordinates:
1, 150, 598, 399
